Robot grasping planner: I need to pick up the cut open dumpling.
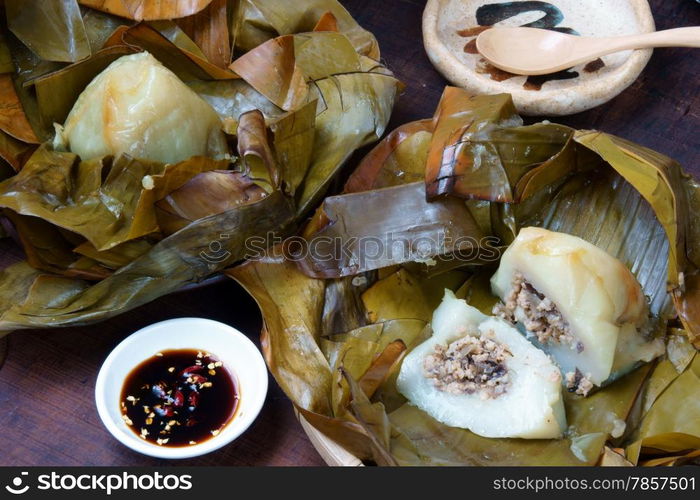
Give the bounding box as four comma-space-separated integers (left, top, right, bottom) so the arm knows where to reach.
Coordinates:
491, 227, 664, 395
397, 290, 566, 439
56, 52, 228, 164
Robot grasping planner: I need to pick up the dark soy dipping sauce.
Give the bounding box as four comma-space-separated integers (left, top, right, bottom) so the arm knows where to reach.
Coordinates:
120, 349, 238, 447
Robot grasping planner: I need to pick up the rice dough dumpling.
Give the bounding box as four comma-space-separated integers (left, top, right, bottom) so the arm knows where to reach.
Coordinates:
397, 290, 566, 439
491, 227, 664, 395
56, 52, 228, 164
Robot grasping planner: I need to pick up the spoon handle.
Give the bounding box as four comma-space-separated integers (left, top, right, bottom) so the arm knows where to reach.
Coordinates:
603, 27, 700, 51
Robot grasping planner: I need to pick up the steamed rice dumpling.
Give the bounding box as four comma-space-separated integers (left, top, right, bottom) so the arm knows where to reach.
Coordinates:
397, 290, 566, 439
491, 227, 664, 395
56, 52, 228, 164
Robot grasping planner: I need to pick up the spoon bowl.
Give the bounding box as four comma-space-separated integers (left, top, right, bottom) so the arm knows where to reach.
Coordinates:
477, 26, 700, 76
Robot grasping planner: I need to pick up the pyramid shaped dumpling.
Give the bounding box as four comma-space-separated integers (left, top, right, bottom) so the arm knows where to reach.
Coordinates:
57, 52, 227, 164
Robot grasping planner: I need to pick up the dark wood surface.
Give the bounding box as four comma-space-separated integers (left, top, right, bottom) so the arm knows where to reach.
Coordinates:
0, 0, 698, 466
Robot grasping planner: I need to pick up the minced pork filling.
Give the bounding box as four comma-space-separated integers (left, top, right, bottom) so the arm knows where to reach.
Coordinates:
423, 333, 511, 399
493, 272, 582, 352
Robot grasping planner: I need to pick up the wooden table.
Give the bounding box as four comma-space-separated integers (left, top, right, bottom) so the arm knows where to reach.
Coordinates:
0, 0, 698, 466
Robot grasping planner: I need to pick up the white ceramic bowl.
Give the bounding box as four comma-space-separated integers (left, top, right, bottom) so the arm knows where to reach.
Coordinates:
95, 318, 268, 459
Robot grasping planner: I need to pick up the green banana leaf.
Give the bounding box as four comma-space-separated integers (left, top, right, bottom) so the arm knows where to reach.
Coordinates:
295, 72, 398, 216
73, 239, 153, 270
6, 0, 90, 63
296, 182, 483, 278
0, 148, 227, 251
230, 35, 309, 111
3, 211, 111, 279
82, 8, 130, 52
0, 1, 398, 334
231, 87, 700, 466
0, 189, 295, 333
0, 29, 14, 74
626, 354, 700, 464
0, 129, 34, 171
148, 20, 207, 60
188, 79, 283, 133
232, 0, 379, 60
155, 170, 267, 236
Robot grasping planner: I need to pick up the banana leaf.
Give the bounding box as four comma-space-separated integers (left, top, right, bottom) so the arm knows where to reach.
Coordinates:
232, 0, 379, 59
6, 35, 63, 142
344, 120, 433, 193
229, 35, 308, 111
313, 12, 339, 33
83, 8, 130, 52
296, 182, 483, 278
6, 0, 90, 63
293, 31, 362, 81
0, 148, 226, 251
232, 87, 700, 466
3, 211, 110, 279
102, 23, 236, 80
188, 79, 283, 133
295, 72, 399, 216
271, 100, 316, 195
0, 74, 38, 143
73, 239, 152, 270
155, 170, 267, 236
0, 188, 295, 333
148, 20, 206, 59
626, 354, 700, 464
236, 109, 279, 191
175, 0, 230, 69
0, 29, 13, 74
0, 129, 34, 171
78, 0, 213, 21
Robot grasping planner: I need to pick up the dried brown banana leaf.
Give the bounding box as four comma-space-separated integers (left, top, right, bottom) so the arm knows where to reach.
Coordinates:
296, 182, 482, 278
3, 211, 110, 279
232, 0, 379, 59
156, 170, 266, 235
0, 129, 35, 171
229, 35, 309, 111
175, 0, 230, 69
188, 79, 283, 133
0, 74, 39, 143
74, 239, 152, 270
148, 20, 207, 59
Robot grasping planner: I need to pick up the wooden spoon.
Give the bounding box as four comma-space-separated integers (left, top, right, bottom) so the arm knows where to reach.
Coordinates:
476, 27, 700, 76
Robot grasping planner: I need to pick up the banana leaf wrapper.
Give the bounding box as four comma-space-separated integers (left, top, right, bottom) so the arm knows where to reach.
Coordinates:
0, 2, 399, 333
6, 0, 91, 63
232, 0, 379, 60
78, 0, 214, 21
231, 88, 700, 465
